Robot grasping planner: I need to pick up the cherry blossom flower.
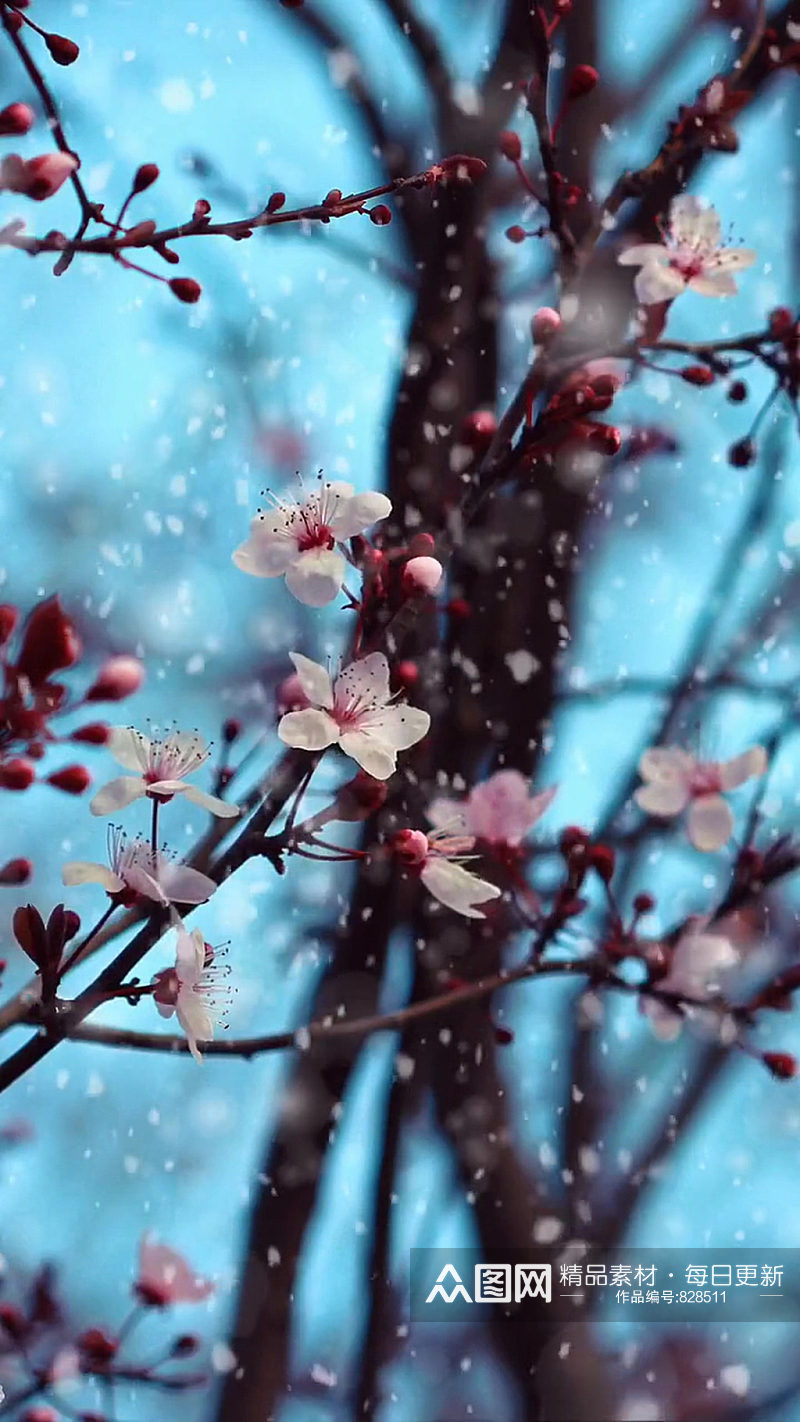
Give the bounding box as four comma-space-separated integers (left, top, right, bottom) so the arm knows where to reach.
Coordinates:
278, 652, 430, 779
233, 479, 391, 607
135, 1234, 214, 1306
643, 925, 738, 1041
0, 152, 79, 201
428, 769, 557, 848
635, 744, 766, 851
618, 195, 756, 304
62, 826, 216, 905
89, 727, 239, 818
393, 827, 501, 919
152, 925, 230, 1063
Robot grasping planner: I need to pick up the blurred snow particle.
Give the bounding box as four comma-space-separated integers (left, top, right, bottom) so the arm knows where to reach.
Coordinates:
505, 649, 540, 683
159, 78, 195, 113
720, 1365, 750, 1397
533, 1215, 563, 1243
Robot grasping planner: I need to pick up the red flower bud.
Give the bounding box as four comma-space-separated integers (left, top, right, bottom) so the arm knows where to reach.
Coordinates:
47, 764, 91, 795
505, 224, 527, 244
171, 1333, 201, 1356
132, 162, 159, 193
324, 189, 343, 207
493, 1023, 515, 1045
369, 204, 392, 225
78, 1327, 118, 1362
15, 596, 81, 685
762, 1051, 798, 1080
169, 277, 202, 304
0, 603, 18, 644
583, 423, 621, 455
434, 154, 487, 183
726, 379, 748, 402
71, 722, 110, 745
21, 1409, 60, 1422
222, 717, 241, 744
560, 825, 591, 854
86, 654, 144, 701
407, 532, 436, 558
45, 32, 80, 65
0, 102, 35, 137
590, 844, 615, 883
768, 306, 794, 338
0, 858, 32, 885
447, 596, 472, 620
12, 904, 47, 964
267, 191, 285, 213
460, 409, 497, 450
0, 1302, 27, 1340
394, 659, 419, 688
633, 892, 656, 915
499, 130, 522, 161
0, 758, 36, 791
567, 64, 599, 100
334, 770, 389, 822
681, 365, 715, 386
728, 436, 756, 467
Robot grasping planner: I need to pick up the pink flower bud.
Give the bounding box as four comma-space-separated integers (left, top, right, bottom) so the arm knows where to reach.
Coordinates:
0, 151, 79, 201
0, 758, 36, 791
407, 532, 436, 558
392, 828, 429, 867
403, 556, 443, 595
532, 307, 562, 343
132, 162, 159, 193
0, 857, 32, 885
394, 659, 419, 689
45, 32, 80, 65
0, 102, 35, 137
169, 277, 202, 304
277, 672, 309, 716
567, 64, 599, 100
499, 130, 522, 161
47, 764, 91, 795
86, 655, 144, 702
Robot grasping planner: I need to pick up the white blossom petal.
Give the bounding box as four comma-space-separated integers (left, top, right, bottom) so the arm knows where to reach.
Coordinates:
719, 745, 767, 790
232, 532, 296, 578
639, 747, 694, 783
285, 548, 347, 607
670, 194, 721, 249
712, 247, 756, 273
89, 775, 146, 816
289, 653, 334, 710
334, 652, 391, 711
359, 703, 430, 752
159, 863, 217, 903
329, 489, 392, 539
421, 858, 501, 919
61, 860, 123, 893
687, 794, 734, 851
181, 784, 240, 818
338, 730, 397, 780
278, 707, 340, 752
634, 263, 686, 304
635, 781, 689, 816
107, 727, 150, 772
176, 998, 213, 1063
426, 796, 469, 834
689, 271, 738, 297
617, 243, 670, 267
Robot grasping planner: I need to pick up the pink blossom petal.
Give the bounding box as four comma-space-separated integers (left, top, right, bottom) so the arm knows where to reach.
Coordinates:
181, 784, 240, 818
328, 489, 391, 539
232, 531, 296, 578
158, 863, 217, 904
338, 729, 397, 780
634, 263, 686, 304
689, 271, 738, 297
635, 781, 688, 817
669, 194, 721, 249
617, 243, 670, 267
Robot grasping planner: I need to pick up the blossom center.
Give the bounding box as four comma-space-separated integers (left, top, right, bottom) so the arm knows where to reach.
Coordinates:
296, 521, 335, 553
689, 765, 722, 797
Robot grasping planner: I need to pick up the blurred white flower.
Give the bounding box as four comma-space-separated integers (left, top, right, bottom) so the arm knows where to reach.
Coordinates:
428, 769, 557, 848
643, 925, 738, 1040
136, 1233, 215, 1305
152, 925, 230, 1063
635, 744, 766, 850
393, 827, 501, 919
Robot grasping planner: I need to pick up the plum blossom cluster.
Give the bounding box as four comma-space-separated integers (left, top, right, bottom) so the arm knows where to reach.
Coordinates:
0, 1235, 214, 1418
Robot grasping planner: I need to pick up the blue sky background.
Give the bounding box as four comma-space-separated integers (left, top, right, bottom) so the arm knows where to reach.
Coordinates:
0, 2, 798, 1419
